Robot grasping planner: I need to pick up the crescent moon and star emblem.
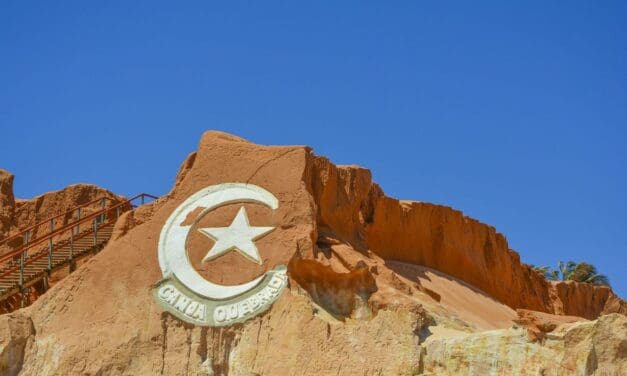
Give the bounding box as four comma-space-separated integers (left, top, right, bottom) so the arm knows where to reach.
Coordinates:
153, 183, 288, 326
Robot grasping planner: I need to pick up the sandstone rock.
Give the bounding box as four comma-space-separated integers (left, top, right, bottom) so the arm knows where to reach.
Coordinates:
422, 313, 627, 375
3, 131, 624, 375
307, 156, 624, 319
0, 181, 123, 256
171, 151, 197, 194
552, 280, 627, 318
0, 169, 15, 238
289, 258, 377, 318
230, 292, 426, 375
12, 183, 122, 237
513, 308, 585, 342
0, 311, 34, 376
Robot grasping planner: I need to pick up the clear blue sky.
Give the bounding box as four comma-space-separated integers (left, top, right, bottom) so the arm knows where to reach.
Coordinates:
1, 2, 625, 297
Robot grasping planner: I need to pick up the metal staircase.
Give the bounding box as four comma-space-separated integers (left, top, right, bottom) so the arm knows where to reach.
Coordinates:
0, 193, 157, 312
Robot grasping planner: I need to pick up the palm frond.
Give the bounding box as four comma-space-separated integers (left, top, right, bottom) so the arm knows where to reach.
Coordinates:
585, 274, 610, 286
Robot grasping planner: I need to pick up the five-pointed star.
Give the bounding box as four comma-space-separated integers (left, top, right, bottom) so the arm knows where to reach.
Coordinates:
198, 206, 274, 265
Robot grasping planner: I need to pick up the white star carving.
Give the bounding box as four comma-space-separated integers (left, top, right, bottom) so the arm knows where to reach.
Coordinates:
198, 206, 274, 265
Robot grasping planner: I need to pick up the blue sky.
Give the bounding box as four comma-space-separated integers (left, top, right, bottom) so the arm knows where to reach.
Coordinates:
1, 2, 625, 297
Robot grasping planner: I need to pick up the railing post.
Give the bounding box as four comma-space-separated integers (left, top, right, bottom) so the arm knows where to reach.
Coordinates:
70, 229, 74, 264
141, 195, 145, 205
20, 231, 29, 308
100, 198, 106, 224
69, 227, 75, 273
93, 219, 98, 246
48, 220, 54, 271
76, 208, 81, 235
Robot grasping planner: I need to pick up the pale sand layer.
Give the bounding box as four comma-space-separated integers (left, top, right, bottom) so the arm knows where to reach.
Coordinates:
387, 260, 517, 330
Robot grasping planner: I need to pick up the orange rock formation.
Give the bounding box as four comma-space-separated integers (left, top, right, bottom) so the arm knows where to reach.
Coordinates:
0, 131, 623, 375
308, 157, 625, 319
0, 170, 122, 256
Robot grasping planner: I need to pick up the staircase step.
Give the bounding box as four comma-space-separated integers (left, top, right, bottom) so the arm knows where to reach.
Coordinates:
0, 212, 124, 308
26, 252, 69, 265
72, 241, 97, 247
0, 276, 39, 284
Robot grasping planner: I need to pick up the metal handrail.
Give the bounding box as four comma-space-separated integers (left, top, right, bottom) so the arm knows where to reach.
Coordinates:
0, 192, 157, 310
0, 195, 116, 247
0, 193, 157, 265
0, 222, 97, 279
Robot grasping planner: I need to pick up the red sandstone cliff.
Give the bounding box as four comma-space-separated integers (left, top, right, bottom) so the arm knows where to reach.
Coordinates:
307, 156, 625, 319
168, 134, 624, 319
0, 170, 16, 239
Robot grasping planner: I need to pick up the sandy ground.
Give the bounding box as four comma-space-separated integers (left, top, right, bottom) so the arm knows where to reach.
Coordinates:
386, 260, 517, 330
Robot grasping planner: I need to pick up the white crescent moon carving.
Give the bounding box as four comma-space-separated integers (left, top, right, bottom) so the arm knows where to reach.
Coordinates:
158, 183, 279, 300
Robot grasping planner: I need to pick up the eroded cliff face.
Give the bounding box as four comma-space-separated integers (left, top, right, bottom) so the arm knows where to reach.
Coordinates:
0, 312, 33, 376
306, 156, 625, 319
0, 131, 624, 375
11, 184, 121, 231
422, 313, 627, 375
0, 170, 16, 238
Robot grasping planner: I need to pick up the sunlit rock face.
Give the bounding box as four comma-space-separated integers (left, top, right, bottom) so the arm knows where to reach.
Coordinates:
422, 313, 627, 375
0, 168, 121, 257
0, 169, 15, 239
0, 131, 624, 375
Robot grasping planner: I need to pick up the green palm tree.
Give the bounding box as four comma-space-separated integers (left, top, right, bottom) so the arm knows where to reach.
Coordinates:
531, 261, 610, 286
569, 262, 610, 286
558, 261, 577, 281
